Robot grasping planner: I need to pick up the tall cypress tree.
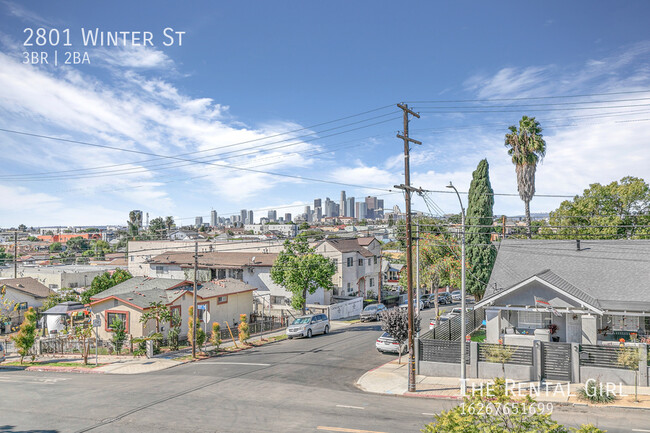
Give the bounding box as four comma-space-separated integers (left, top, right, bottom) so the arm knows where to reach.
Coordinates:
465, 159, 496, 299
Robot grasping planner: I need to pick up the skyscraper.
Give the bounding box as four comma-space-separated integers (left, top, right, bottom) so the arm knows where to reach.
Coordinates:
285, 213, 292, 222
314, 198, 322, 209
248, 210, 254, 225
340, 191, 346, 217
268, 210, 277, 221
195, 216, 203, 228
356, 202, 367, 220
210, 210, 217, 227
376, 199, 384, 219
324, 198, 332, 217
240, 209, 247, 224
315, 206, 322, 221
346, 197, 355, 218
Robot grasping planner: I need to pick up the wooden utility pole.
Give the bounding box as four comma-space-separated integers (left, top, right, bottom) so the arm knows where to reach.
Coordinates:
395, 102, 421, 393
192, 241, 198, 358
13, 232, 17, 278
502, 215, 506, 240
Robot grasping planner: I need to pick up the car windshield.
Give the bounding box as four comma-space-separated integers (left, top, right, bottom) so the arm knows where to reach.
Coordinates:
363, 305, 377, 311
380, 332, 393, 339
292, 317, 311, 324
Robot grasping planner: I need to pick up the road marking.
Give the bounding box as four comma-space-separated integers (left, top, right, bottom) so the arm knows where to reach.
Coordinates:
335, 404, 365, 410
317, 427, 389, 433
421, 413, 436, 416
198, 362, 271, 366
632, 430, 650, 432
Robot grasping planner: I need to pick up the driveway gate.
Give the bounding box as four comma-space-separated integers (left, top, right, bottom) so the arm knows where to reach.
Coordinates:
541, 342, 571, 381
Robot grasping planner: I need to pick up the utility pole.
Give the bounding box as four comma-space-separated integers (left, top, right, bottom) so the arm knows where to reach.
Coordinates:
395, 102, 421, 392
192, 241, 198, 359
13, 232, 17, 278
416, 219, 420, 319
502, 215, 506, 240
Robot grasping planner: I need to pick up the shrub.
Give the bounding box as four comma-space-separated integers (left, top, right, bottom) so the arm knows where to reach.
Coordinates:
12, 307, 38, 364
211, 322, 221, 349
109, 317, 126, 354
578, 380, 616, 404
168, 311, 181, 351
238, 314, 250, 344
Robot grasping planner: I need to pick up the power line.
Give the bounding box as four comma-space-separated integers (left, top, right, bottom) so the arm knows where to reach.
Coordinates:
406, 89, 650, 104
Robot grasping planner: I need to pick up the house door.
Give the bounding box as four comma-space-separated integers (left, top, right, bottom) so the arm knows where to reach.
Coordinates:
541, 342, 571, 381
565, 314, 582, 343
358, 278, 365, 297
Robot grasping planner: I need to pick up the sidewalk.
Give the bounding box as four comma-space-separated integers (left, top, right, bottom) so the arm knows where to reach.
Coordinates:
356, 359, 650, 409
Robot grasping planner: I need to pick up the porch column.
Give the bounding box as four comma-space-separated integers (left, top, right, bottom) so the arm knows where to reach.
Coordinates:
485, 309, 501, 344
580, 315, 597, 345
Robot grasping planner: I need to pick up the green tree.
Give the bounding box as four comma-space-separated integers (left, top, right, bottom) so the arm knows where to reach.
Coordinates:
465, 159, 496, 300
0, 247, 14, 264
11, 307, 38, 364
42, 287, 80, 311
211, 322, 221, 350
165, 216, 175, 234
90, 240, 111, 258
504, 115, 547, 239
66, 236, 89, 253
168, 311, 181, 351
0, 284, 18, 324
148, 217, 167, 239
140, 301, 171, 334
423, 377, 604, 433
81, 268, 132, 304
298, 222, 310, 230
110, 317, 127, 354
18, 224, 27, 232
49, 242, 63, 253
544, 176, 650, 239
128, 211, 142, 238
27, 236, 38, 242
270, 238, 336, 314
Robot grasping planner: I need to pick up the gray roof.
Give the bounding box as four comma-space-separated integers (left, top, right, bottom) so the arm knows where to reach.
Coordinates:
198, 278, 256, 297
91, 277, 191, 299
484, 239, 650, 312
42, 301, 85, 315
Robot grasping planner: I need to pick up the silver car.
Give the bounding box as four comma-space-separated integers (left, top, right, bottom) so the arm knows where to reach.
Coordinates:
375, 332, 406, 354
360, 303, 387, 321
286, 314, 330, 339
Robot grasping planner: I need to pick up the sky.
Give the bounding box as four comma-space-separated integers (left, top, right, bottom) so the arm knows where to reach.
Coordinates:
1, 1, 650, 227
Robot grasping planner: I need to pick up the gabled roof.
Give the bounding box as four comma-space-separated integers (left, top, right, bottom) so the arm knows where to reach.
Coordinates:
90, 277, 191, 300
150, 251, 277, 268
317, 239, 374, 257
198, 278, 257, 297
483, 239, 650, 312
356, 237, 378, 246
0, 277, 53, 299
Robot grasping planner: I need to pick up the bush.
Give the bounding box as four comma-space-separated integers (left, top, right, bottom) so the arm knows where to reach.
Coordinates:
109, 317, 126, 354
238, 314, 250, 344
168, 311, 181, 351
11, 307, 38, 364
211, 322, 221, 349
578, 380, 616, 404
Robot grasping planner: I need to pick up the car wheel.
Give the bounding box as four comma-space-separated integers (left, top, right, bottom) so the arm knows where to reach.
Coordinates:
288, 336, 293, 339
307, 329, 312, 338
324, 325, 329, 334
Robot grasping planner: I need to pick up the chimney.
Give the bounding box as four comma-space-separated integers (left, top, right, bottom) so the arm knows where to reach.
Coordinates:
576, 239, 581, 251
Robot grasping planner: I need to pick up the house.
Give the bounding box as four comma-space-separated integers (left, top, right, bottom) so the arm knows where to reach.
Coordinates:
41, 301, 86, 334
381, 262, 404, 289
0, 265, 118, 291
168, 230, 206, 241
0, 277, 54, 332
88, 276, 256, 340
475, 239, 650, 346
313, 237, 382, 298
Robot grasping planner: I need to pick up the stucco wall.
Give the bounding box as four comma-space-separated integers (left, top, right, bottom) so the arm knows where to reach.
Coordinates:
91, 299, 144, 340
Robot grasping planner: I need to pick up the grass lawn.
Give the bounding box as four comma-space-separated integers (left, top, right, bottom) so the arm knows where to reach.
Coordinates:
471, 329, 486, 342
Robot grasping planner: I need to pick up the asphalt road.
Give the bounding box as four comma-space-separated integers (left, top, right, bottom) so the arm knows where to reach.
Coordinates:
0, 320, 648, 433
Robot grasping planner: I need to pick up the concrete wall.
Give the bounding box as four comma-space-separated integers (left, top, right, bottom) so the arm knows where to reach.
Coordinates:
419, 360, 470, 378
579, 366, 636, 385
91, 300, 144, 340
328, 297, 363, 320
477, 362, 535, 381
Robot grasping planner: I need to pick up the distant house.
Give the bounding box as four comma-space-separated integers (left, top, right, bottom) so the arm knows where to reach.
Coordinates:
475, 239, 650, 346
89, 276, 256, 340
0, 277, 54, 332
381, 262, 404, 289
168, 230, 206, 241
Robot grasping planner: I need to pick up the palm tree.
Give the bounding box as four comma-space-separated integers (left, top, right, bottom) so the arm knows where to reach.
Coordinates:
504, 115, 546, 238
165, 216, 175, 237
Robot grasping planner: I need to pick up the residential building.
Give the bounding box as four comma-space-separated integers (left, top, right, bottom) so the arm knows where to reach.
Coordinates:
475, 239, 650, 346
313, 237, 381, 299
168, 230, 206, 241
0, 277, 53, 331
245, 224, 298, 238
37, 233, 102, 243
89, 277, 255, 340
0, 265, 115, 291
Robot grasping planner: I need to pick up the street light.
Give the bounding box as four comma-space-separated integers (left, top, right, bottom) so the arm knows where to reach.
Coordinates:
446, 182, 467, 396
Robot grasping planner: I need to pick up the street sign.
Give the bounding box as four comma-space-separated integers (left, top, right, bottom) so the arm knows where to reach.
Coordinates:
204, 311, 211, 324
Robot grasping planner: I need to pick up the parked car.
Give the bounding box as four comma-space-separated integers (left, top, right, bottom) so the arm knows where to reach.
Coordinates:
451, 290, 462, 301
0, 341, 4, 362
286, 314, 330, 339
429, 313, 453, 330
399, 299, 425, 311
360, 303, 387, 321
375, 332, 406, 354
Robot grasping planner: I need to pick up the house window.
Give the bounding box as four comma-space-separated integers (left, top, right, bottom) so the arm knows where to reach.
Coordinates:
49, 284, 58, 289
347, 257, 353, 267
368, 258, 371, 266
69, 283, 78, 288
517, 311, 548, 329
369, 278, 374, 287
217, 295, 228, 304
217, 269, 227, 279
358, 259, 363, 266
228, 269, 243, 280
374, 256, 378, 265
155, 266, 164, 275
347, 282, 351, 290
105, 310, 129, 332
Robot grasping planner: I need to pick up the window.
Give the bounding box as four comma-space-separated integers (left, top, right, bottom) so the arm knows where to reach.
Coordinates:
374, 256, 378, 265
155, 265, 164, 275
517, 311, 549, 329
347, 282, 351, 290
218, 295, 228, 304
105, 310, 129, 332
69, 282, 78, 288
228, 269, 243, 280
369, 278, 374, 287
48, 284, 58, 289
358, 259, 363, 266
368, 258, 372, 266
347, 257, 353, 267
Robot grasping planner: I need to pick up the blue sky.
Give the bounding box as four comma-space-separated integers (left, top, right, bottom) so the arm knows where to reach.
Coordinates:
1, 1, 650, 227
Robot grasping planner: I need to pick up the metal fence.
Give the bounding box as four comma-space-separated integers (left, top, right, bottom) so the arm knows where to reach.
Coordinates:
217, 319, 284, 341
579, 344, 629, 369
420, 306, 485, 341
478, 343, 534, 365
419, 339, 470, 364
